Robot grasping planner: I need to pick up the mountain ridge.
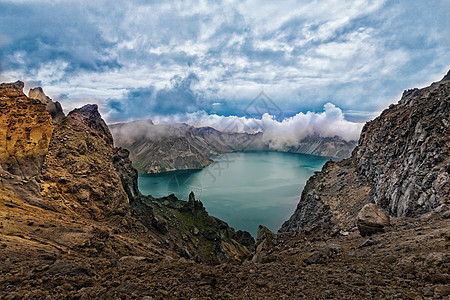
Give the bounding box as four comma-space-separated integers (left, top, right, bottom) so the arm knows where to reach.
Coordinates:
110, 120, 357, 174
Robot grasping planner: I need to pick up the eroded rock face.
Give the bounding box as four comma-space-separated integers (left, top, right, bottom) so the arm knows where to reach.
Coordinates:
28, 87, 65, 124
280, 158, 371, 232
40, 104, 129, 220
281, 71, 450, 233
113, 147, 141, 203
0, 81, 53, 177
355, 75, 450, 217
357, 203, 390, 236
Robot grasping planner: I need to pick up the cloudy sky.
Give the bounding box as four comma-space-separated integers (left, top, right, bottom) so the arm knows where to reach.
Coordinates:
0, 0, 449, 137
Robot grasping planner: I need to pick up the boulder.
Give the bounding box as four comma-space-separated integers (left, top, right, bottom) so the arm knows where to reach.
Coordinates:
442, 211, 450, 219
357, 203, 390, 236
304, 244, 342, 265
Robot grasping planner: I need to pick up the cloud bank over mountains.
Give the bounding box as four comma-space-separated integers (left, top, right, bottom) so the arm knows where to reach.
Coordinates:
148, 102, 364, 145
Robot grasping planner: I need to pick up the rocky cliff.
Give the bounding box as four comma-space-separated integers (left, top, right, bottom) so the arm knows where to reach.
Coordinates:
0, 81, 254, 265
0, 81, 53, 177
280, 71, 450, 232
287, 135, 357, 158
40, 104, 130, 220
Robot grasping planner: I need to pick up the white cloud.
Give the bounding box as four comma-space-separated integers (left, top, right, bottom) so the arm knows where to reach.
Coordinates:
153, 102, 363, 144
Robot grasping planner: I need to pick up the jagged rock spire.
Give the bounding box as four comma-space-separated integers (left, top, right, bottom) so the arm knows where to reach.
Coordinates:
28, 86, 65, 123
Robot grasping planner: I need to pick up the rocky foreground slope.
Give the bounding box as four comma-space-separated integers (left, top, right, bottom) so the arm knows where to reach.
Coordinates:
281, 71, 450, 233
110, 121, 356, 174
1, 207, 449, 299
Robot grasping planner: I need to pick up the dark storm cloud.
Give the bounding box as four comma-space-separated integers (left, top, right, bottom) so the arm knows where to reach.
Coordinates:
106, 73, 204, 122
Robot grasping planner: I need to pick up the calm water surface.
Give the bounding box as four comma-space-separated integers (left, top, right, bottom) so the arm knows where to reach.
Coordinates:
138, 152, 330, 236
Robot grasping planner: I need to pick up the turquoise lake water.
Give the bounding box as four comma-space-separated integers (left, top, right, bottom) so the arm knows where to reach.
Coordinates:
138, 152, 330, 237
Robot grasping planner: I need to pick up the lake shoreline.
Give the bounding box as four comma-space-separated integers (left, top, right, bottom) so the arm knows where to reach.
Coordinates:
138, 152, 330, 236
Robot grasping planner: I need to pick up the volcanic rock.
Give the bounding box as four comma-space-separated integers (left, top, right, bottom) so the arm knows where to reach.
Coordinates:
442, 211, 450, 219
303, 243, 342, 265
28, 87, 65, 123
235, 230, 256, 252
357, 203, 390, 236
0, 81, 53, 177
358, 239, 377, 248
1, 72, 449, 299
180, 191, 205, 213
41, 104, 129, 220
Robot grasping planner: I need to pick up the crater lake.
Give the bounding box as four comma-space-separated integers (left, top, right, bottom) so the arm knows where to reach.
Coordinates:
138, 152, 331, 236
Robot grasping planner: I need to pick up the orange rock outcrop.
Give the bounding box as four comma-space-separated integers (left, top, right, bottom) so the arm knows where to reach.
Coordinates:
0, 81, 53, 177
